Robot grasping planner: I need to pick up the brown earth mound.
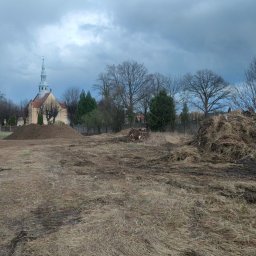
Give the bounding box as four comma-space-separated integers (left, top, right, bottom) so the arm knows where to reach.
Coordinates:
5, 124, 82, 140
194, 112, 256, 161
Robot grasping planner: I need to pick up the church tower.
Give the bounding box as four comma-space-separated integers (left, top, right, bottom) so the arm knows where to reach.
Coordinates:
38, 57, 50, 98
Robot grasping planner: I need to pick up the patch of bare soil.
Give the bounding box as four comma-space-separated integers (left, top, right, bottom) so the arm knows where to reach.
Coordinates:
0, 132, 255, 256
4, 124, 82, 140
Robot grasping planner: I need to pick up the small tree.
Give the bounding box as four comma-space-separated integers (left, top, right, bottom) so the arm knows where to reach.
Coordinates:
97, 98, 113, 132
8, 116, 16, 126
41, 103, 59, 124
180, 102, 189, 133
149, 90, 175, 131
83, 108, 104, 134
63, 87, 80, 126
17, 99, 29, 125
37, 112, 43, 125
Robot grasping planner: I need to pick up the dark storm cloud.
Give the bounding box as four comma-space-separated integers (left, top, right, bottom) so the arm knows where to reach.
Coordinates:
0, 0, 256, 102
106, 0, 256, 76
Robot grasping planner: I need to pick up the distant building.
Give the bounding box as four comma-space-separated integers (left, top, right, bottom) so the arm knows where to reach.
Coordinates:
27, 58, 69, 125
17, 117, 24, 126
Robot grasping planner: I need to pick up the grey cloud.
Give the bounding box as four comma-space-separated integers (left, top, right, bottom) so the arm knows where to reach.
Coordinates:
0, 0, 91, 25
104, 0, 256, 76
0, 0, 256, 103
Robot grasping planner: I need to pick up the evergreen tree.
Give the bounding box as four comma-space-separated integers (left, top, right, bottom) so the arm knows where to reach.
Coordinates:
84, 91, 97, 114
77, 90, 86, 121
8, 116, 16, 126
37, 112, 43, 125
77, 90, 97, 123
149, 90, 175, 131
180, 102, 189, 133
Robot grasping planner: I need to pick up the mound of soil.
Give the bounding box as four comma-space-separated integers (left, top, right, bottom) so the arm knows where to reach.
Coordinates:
194, 112, 256, 161
5, 124, 82, 140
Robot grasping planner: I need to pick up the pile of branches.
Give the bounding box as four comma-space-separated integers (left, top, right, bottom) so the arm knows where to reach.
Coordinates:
128, 128, 149, 141
194, 111, 256, 161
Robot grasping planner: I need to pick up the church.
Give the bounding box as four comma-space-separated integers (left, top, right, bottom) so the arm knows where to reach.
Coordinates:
27, 58, 69, 125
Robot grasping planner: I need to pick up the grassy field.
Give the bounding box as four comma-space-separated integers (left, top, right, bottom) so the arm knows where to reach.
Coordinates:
0, 133, 255, 256
0, 131, 12, 139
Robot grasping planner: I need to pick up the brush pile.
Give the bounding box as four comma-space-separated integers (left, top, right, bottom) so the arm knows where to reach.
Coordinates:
194, 111, 256, 161
169, 145, 201, 162
128, 128, 149, 141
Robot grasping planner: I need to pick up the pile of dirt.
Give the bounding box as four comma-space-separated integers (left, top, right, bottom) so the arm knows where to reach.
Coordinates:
5, 124, 82, 140
128, 128, 149, 141
194, 112, 256, 161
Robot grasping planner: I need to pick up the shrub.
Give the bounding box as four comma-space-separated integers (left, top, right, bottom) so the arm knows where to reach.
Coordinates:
37, 113, 43, 125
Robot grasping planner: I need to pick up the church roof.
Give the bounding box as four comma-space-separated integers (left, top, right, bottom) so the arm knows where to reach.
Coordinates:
31, 92, 50, 108
31, 92, 67, 109
59, 102, 67, 109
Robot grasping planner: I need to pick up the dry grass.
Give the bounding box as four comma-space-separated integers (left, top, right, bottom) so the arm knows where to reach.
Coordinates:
168, 145, 201, 162
195, 113, 256, 161
0, 133, 255, 256
0, 131, 12, 139
143, 132, 192, 146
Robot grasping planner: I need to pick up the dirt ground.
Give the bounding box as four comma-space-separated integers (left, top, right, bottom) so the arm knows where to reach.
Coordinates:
0, 133, 255, 256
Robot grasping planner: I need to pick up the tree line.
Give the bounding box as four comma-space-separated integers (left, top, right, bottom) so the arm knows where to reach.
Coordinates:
0, 92, 28, 126
1, 57, 256, 132
63, 57, 256, 132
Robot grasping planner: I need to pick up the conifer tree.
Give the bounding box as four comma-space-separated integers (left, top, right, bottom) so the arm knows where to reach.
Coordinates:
37, 112, 43, 125
149, 90, 175, 131
77, 90, 97, 123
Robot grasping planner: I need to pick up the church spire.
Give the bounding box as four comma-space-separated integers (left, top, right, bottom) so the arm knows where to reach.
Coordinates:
38, 57, 49, 97
41, 57, 47, 83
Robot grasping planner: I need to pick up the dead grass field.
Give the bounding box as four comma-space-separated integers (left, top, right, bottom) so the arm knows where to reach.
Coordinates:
0, 132, 255, 256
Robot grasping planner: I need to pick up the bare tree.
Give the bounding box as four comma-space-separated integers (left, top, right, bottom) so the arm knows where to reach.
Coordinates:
63, 87, 80, 125
165, 76, 183, 99
184, 69, 230, 117
16, 99, 29, 124
41, 102, 59, 124
136, 73, 182, 120
232, 58, 256, 111
107, 61, 150, 124
139, 75, 155, 122
0, 96, 19, 125
149, 73, 181, 97
94, 73, 113, 99
150, 73, 168, 95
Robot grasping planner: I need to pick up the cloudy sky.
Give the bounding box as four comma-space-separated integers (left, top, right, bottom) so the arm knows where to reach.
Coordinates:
0, 0, 256, 103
